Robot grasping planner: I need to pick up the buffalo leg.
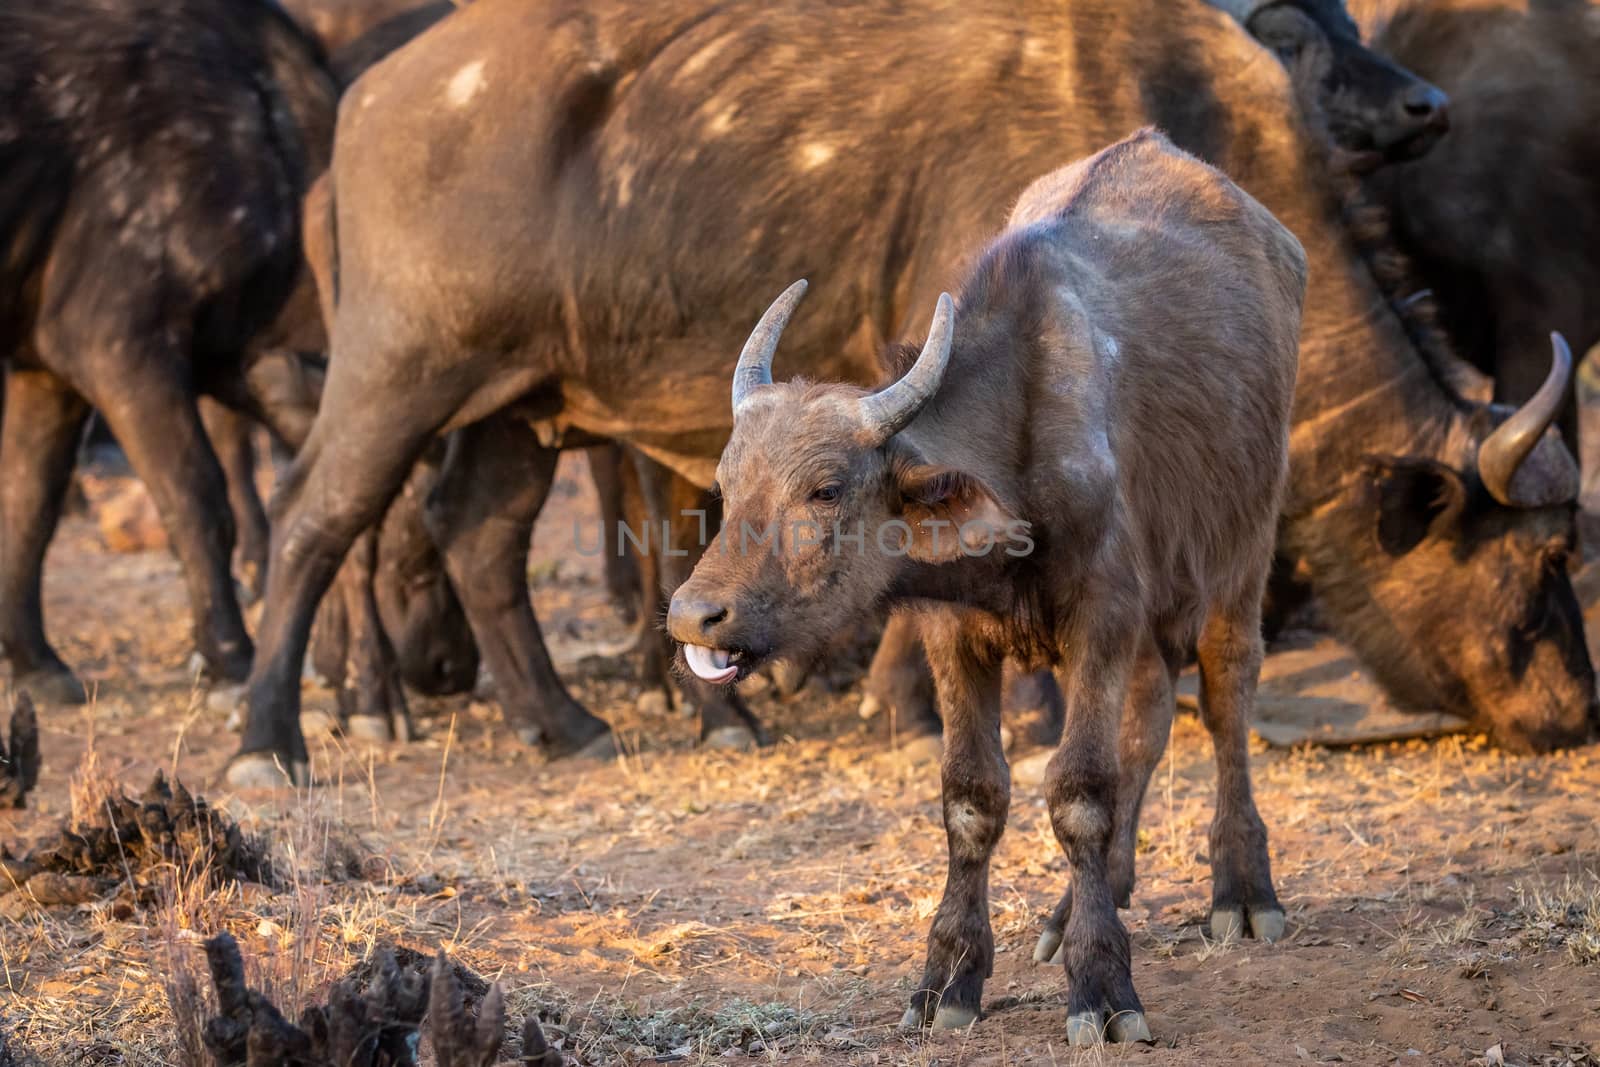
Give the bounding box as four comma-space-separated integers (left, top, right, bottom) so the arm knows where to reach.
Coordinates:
1046, 597, 1147, 1046
230, 375, 450, 787
586, 444, 641, 625
901, 611, 1007, 1031
1032, 630, 1178, 966
1196, 592, 1283, 942
200, 399, 270, 602
423, 416, 611, 756
335, 527, 414, 742
0, 368, 90, 703
861, 612, 942, 741
88, 365, 251, 685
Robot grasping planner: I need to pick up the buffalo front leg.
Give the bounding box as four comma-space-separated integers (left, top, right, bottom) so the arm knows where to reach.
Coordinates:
1033, 630, 1178, 966
230, 378, 448, 788
0, 369, 91, 703
901, 612, 1008, 1031
1046, 603, 1149, 1046
199, 398, 270, 602
1197, 594, 1283, 943
423, 416, 611, 758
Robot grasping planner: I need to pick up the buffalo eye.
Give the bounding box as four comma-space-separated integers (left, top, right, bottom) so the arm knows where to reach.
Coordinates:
811, 484, 842, 505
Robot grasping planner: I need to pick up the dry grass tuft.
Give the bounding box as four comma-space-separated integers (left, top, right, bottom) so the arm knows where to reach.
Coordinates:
1504, 874, 1600, 965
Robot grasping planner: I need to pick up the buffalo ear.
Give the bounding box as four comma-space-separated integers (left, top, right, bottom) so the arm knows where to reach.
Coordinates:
892, 463, 1029, 563
1363, 456, 1468, 556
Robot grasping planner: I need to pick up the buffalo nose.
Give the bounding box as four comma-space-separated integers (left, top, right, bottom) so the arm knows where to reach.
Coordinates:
1401, 82, 1449, 131
667, 597, 730, 641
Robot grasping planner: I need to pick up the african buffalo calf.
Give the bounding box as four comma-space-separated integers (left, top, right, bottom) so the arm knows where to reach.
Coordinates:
669, 131, 1306, 1043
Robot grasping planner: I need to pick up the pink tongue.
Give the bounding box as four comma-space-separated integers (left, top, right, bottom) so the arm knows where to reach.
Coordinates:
684, 644, 739, 684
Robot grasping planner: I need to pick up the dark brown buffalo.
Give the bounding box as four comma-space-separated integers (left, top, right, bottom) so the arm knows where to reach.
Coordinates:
229, 0, 1587, 788
1352, 0, 1600, 455
671, 129, 1305, 1043
0, 0, 336, 703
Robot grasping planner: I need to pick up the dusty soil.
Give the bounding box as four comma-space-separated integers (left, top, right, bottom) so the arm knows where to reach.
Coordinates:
2, 455, 1598, 1067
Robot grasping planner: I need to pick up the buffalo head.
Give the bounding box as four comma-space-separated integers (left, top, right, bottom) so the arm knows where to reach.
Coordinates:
374, 461, 480, 697
1208, 0, 1450, 169
1314, 335, 1597, 752
669, 283, 1023, 682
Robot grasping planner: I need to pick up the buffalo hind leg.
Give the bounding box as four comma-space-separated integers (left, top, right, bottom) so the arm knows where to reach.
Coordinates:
1033, 630, 1178, 966
88, 361, 252, 687
901, 611, 1008, 1031
861, 613, 942, 761
0, 368, 91, 703
200, 399, 270, 602
423, 416, 611, 757
1197, 593, 1283, 943
336, 528, 414, 743
1046, 596, 1148, 1046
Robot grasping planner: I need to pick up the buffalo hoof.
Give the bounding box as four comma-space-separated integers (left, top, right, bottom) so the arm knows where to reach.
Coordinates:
858, 693, 883, 720
225, 753, 308, 790
898, 734, 943, 765
702, 725, 758, 752
14, 667, 88, 705
1033, 928, 1063, 965
1211, 904, 1285, 943
345, 714, 391, 743
932, 1005, 978, 1031
514, 724, 545, 747
569, 731, 617, 762
1067, 1009, 1151, 1046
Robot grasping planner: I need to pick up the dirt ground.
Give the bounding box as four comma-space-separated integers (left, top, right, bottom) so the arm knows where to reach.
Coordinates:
2, 455, 1599, 1067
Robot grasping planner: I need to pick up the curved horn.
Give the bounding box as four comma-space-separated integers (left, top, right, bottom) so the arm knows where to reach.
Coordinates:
858, 292, 956, 444
732, 279, 808, 417
1478, 332, 1573, 506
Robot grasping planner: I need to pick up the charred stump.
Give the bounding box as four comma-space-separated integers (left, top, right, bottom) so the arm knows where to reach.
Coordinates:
199, 934, 564, 1067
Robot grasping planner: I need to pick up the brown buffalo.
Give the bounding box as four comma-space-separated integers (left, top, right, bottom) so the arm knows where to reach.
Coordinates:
670, 129, 1304, 1043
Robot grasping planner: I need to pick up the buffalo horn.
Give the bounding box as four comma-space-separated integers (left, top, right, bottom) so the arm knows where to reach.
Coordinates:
1478, 332, 1574, 506
731, 279, 808, 417
858, 292, 956, 443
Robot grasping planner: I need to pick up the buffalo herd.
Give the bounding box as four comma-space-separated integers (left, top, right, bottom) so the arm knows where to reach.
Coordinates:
0, 0, 1596, 1047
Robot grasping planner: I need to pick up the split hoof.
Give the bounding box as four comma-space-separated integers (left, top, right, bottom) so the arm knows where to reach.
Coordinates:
898, 734, 943, 765
344, 714, 390, 742
569, 731, 617, 762
1068, 1009, 1148, 1046
1033, 928, 1063, 965
1211, 903, 1285, 943
15, 668, 89, 706
1107, 1010, 1152, 1044
932, 1005, 978, 1031
898, 1007, 923, 1032
702, 725, 758, 752
225, 753, 307, 790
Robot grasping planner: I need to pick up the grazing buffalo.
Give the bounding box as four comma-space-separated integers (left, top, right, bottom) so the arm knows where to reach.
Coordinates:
671, 129, 1305, 1043
1351, 0, 1600, 447
0, 0, 336, 702
230, 0, 1586, 787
